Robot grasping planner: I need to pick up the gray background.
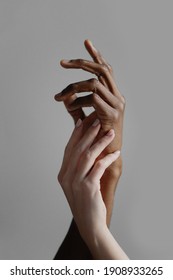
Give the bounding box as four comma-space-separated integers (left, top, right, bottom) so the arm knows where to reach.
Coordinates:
0, 0, 172, 259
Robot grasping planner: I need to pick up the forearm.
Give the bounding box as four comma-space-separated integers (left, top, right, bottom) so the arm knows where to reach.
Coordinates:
87, 226, 129, 260
54, 158, 122, 260
101, 156, 122, 226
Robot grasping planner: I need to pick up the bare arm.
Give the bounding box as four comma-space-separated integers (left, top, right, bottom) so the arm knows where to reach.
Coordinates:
56, 118, 128, 259
54, 40, 125, 259
88, 225, 128, 260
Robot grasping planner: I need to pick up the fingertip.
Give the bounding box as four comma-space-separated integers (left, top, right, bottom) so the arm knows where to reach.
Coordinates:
84, 39, 90, 46
54, 94, 58, 101
60, 59, 69, 66
106, 129, 115, 137
92, 118, 100, 127
54, 94, 61, 101
113, 150, 121, 159
84, 39, 96, 51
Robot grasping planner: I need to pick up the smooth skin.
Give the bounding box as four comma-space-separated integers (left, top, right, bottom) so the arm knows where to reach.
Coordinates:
58, 118, 128, 260
54, 40, 126, 259
55, 39, 125, 223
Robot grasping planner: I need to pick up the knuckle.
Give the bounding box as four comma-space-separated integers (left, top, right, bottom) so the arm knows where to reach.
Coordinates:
74, 144, 83, 156
66, 83, 73, 91
66, 83, 77, 92
61, 174, 69, 188
117, 96, 126, 112
118, 100, 125, 112
121, 95, 126, 106
101, 63, 109, 74
92, 92, 99, 103
89, 78, 98, 86
96, 159, 105, 169
89, 78, 99, 92
76, 58, 84, 65
57, 172, 62, 184
107, 63, 113, 73
112, 110, 119, 121
83, 149, 92, 160
58, 171, 68, 189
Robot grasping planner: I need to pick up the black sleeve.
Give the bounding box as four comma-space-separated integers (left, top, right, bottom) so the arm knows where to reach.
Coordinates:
53, 219, 93, 260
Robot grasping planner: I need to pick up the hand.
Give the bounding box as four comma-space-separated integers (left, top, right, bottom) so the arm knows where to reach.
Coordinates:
58, 118, 120, 245
54, 40, 125, 224
54, 40, 125, 164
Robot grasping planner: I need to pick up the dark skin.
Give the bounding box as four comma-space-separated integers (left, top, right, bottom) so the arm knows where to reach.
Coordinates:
54, 39, 125, 259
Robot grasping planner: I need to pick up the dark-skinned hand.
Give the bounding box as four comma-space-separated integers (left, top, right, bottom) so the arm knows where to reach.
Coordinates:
54, 40, 126, 222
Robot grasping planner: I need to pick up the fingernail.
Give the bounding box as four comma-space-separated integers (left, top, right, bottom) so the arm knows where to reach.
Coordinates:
92, 119, 100, 126
106, 129, 115, 136
88, 40, 93, 46
75, 118, 82, 128
60, 59, 70, 64
89, 40, 97, 51
113, 150, 121, 158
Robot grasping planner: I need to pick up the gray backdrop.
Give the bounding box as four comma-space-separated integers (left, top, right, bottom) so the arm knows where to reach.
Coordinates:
0, 0, 172, 259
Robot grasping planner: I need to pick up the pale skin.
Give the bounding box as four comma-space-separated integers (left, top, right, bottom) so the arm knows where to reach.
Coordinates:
55, 39, 125, 224
58, 118, 128, 259
54, 39, 126, 259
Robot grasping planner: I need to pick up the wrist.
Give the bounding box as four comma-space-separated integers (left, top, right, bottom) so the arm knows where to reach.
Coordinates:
85, 225, 129, 260
86, 224, 109, 253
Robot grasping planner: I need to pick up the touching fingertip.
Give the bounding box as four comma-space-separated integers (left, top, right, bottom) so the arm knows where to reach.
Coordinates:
113, 150, 121, 158
92, 118, 100, 127
106, 129, 115, 137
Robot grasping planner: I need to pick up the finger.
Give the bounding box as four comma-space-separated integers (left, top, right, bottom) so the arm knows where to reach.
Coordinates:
58, 119, 83, 183
65, 94, 116, 126
70, 93, 115, 127
65, 119, 83, 152
84, 39, 108, 66
63, 94, 86, 124
61, 92, 116, 130
74, 119, 101, 157
55, 80, 120, 125
77, 129, 116, 178
60, 59, 121, 97
66, 119, 101, 180
84, 39, 110, 87
54, 88, 86, 124
88, 150, 121, 184
85, 40, 125, 103
67, 90, 122, 114
54, 79, 121, 109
